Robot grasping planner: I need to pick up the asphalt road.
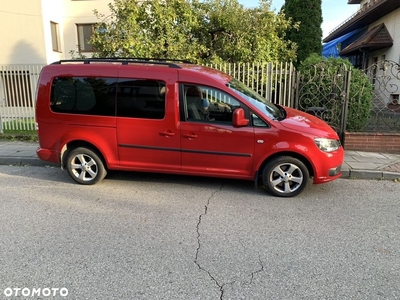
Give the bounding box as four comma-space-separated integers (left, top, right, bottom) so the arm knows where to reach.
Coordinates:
0, 165, 399, 300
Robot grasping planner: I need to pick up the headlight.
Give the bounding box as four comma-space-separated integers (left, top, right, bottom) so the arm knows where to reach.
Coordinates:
314, 138, 341, 152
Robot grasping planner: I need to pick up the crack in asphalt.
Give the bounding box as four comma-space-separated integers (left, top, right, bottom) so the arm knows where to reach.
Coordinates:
247, 255, 265, 285
238, 240, 265, 286
195, 187, 225, 298
194, 185, 265, 299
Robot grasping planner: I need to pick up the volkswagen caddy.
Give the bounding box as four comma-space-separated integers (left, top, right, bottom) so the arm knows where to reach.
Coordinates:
35, 58, 344, 197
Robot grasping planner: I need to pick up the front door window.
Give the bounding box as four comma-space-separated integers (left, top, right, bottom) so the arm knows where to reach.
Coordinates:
183, 84, 241, 123
180, 84, 254, 177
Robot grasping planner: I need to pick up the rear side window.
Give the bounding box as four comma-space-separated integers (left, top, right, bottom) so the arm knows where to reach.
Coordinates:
51, 77, 116, 116
50, 77, 165, 119
116, 79, 165, 119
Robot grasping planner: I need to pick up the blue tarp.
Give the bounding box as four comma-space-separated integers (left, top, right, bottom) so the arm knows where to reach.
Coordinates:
322, 30, 360, 58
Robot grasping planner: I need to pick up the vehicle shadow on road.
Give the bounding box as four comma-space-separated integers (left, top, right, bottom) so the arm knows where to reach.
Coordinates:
106, 169, 261, 192
103, 170, 336, 199
0, 165, 340, 199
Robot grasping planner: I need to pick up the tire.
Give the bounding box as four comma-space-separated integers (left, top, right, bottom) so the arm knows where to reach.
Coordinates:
65, 147, 107, 185
262, 156, 309, 197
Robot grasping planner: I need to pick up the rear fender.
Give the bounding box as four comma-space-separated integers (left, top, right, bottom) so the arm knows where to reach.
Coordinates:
58, 128, 118, 170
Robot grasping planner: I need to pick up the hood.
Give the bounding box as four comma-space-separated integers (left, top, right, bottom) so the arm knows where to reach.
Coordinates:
279, 107, 339, 139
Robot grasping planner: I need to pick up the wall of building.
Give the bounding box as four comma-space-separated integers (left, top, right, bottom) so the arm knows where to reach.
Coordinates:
369, 8, 400, 65
41, 0, 65, 64
0, 0, 47, 64
62, 0, 110, 59
0, 0, 110, 65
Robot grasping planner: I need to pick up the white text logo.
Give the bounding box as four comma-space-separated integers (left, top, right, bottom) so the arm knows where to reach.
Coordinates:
4, 287, 68, 297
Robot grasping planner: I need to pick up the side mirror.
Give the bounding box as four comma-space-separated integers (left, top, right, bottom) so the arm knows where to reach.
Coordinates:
233, 108, 249, 127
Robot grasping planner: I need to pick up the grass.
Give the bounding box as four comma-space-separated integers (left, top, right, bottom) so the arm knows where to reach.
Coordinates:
0, 118, 38, 142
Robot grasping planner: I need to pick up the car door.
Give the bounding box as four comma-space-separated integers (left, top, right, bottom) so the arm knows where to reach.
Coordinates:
116, 68, 181, 171
180, 84, 255, 178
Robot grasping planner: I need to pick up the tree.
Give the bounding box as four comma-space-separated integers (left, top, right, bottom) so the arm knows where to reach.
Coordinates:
281, 0, 323, 64
90, 0, 207, 62
197, 0, 298, 62
83, 0, 298, 63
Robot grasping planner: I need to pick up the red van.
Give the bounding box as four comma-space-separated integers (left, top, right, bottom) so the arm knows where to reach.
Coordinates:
35, 59, 344, 197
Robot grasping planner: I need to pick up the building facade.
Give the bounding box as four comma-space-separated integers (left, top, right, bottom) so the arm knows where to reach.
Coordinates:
323, 0, 400, 69
0, 0, 110, 65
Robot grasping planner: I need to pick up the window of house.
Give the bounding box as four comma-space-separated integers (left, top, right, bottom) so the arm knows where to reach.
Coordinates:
50, 22, 61, 52
77, 24, 96, 52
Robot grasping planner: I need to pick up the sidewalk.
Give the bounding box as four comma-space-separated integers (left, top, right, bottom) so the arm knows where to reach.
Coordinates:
0, 140, 399, 180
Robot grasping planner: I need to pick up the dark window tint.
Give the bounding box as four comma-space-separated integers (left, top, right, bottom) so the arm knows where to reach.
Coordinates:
116, 79, 165, 119
51, 77, 116, 116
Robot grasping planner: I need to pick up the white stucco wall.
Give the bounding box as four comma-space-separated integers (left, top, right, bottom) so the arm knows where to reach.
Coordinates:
41, 0, 65, 64
0, 0, 47, 64
368, 8, 400, 65
0, 0, 110, 65
62, 0, 110, 59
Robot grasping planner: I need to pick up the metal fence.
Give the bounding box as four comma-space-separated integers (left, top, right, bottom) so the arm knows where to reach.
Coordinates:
0, 64, 44, 132
363, 60, 400, 132
1, 61, 399, 134
0, 62, 296, 133
296, 62, 352, 144
209, 62, 296, 107
295, 60, 400, 134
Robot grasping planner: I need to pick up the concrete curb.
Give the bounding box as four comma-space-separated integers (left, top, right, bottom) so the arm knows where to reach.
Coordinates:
341, 169, 400, 181
0, 157, 57, 167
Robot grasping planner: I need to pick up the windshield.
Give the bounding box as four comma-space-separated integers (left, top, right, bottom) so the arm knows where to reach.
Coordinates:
227, 79, 284, 120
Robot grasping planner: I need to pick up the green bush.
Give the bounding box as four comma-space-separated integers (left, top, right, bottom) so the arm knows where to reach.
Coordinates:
298, 54, 373, 131
0, 133, 38, 142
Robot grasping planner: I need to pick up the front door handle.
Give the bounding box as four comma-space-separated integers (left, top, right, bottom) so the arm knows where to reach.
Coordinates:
160, 131, 175, 137
183, 133, 198, 139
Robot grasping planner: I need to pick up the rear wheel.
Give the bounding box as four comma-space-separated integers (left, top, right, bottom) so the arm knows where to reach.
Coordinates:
65, 147, 106, 185
262, 156, 309, 197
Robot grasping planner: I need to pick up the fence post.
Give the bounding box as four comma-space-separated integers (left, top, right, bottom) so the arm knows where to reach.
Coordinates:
294, 71, 301, 110
340, 68, 351, 147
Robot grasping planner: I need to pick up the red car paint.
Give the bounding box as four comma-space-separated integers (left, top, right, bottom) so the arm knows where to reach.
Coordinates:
35, 59, 344, 197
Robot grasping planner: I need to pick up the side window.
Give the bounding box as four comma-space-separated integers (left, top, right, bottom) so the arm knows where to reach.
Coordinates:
252, 113, 268, 127
116, 79, 165, 119
182, 84, 241, 123
51, 77, 116, 116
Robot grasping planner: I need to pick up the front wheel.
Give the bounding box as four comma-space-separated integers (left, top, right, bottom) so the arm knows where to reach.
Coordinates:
65, 147, 107, 185
262, 156, 309, 197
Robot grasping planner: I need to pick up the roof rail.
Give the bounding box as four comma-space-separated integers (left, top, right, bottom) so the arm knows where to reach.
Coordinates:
51, 58, 193, 68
